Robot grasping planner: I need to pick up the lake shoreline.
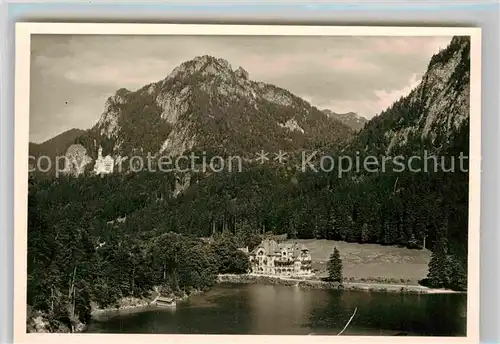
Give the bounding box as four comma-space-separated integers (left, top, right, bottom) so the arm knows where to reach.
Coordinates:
90, 287, 205, 320
86, 283, 467, 336
216, 274, 464, 294
29, 273, 461, 333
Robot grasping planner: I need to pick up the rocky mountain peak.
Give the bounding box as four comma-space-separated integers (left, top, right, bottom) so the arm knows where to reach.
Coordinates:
53, 54, 354, 177
235, 66, 249, 80
163, 55, 237, 83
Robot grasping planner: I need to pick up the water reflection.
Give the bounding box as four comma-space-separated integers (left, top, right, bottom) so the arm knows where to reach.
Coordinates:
87, 284, 466, 336
246, 284, 315, 334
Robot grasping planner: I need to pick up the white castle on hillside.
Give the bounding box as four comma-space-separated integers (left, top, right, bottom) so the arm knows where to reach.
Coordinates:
93, 146, 114, 175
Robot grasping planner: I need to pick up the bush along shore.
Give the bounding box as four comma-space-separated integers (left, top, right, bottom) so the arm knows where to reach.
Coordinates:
26, 286, 195, 333
27, 306, 86, 333
216, 274, 464, 294
90, 286, 206, 319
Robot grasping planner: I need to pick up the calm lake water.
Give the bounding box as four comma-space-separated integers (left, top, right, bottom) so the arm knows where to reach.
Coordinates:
87, 284, 467, 336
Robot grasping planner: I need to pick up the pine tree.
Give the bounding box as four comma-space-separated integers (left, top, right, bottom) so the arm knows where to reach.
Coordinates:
448, 255, 467, 291
426, 235, 450, 288
327, 247, 343, 283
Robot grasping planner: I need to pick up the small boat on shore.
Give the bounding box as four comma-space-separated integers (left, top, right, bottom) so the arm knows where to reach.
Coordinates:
155, 296, 177, 308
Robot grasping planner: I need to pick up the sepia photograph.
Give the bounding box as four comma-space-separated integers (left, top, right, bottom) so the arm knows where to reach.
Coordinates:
14, 24, 480, 343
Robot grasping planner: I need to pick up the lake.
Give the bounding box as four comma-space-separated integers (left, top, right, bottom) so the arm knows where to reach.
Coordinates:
87, 284, 467, 336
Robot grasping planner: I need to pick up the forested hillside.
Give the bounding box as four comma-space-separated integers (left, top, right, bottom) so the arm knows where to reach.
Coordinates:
27, 173, 255, 332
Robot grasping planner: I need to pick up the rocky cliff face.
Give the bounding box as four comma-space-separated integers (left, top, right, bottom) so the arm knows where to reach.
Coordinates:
353, 36, 470, 156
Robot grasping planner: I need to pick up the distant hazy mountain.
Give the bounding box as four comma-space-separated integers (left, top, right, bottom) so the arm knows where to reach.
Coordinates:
321, 110, 368, 131
29, 128, 86, 167
29, 128, 86, 158
29, 128, 87, 175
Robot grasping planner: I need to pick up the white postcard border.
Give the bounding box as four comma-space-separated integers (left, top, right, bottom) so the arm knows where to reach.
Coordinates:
13, 23, 482, 344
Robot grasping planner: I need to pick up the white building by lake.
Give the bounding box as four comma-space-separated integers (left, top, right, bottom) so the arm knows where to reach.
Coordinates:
248, 239, 313, 277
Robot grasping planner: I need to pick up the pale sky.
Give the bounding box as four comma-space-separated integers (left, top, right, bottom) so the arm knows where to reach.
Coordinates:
30, 34, 452, 143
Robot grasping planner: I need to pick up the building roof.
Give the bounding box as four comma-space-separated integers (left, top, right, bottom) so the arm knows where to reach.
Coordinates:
251, 239, 309, 258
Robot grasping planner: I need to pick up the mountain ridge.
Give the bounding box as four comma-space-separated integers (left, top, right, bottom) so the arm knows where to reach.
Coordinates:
30, 55, 355, 176
321, 110, 368, 131
29, 37, 470, 180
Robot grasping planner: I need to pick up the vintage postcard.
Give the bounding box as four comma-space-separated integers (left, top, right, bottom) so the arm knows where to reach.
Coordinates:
14, 23, 481, 344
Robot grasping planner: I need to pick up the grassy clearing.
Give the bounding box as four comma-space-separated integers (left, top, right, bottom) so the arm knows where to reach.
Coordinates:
284, 239, 431, 284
